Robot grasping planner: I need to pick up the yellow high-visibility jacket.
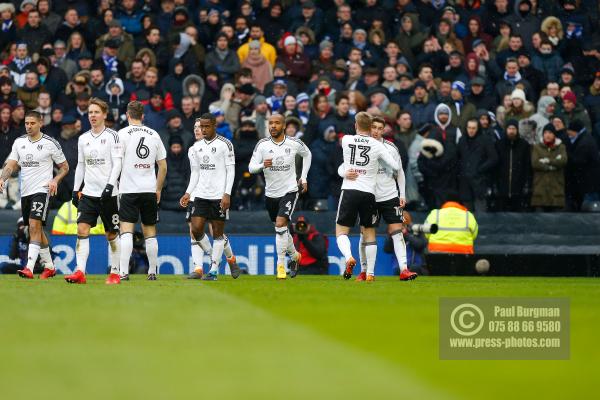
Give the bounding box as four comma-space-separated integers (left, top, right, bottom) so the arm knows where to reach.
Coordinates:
237, 36, 277, 67
51, 202, 105, 235
425, 202, 478, 254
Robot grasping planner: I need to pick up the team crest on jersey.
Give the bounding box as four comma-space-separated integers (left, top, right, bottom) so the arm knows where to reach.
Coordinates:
101, 139, 106, 144
37, 144, 44, 151
285, 148, 291, 154
26, 154, 33, 161
202, 155, 210, 163
211, 147, 216, 153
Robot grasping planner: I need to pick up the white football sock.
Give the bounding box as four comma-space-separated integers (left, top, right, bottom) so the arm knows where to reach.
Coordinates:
210, 237, 225, 274
391, 230, 408, 272
197, 233, 212, 256
145, 237, 158, 275
223, 235, 233, 259
365, 242, 377, 276
39, 244, 54, 270
108, 237, 120, 274
191, 239, 204, 271
119, 232, 133, 276
286, 231, 297, 256
75, 236, 89, 273
358, 234, 367, 272
275, 226, 288, 266
336, 234, 353, 261
26, 241, 41, 270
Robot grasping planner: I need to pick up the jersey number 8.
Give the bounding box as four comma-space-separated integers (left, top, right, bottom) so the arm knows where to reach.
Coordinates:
136, 137, 150, 159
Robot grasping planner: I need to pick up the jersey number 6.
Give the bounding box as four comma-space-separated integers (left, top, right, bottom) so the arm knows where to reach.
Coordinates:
136, 137, 150, 159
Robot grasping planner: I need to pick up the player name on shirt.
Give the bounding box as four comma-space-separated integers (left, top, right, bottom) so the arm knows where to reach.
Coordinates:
8, 134, 66, 197
341, 134, 398, 194
118, 124, 166, 194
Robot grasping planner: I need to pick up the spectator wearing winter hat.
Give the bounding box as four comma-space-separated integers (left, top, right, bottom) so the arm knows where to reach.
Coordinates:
494, 119, 532, 211
564, 120, 600, 211
210, 107, 233, 140
524, 96, 557, 145
446, 81, 476, 131
505, 88, 535, 127
94, 19, 136, 69
8, 42, 34, 87
531, 123, 568, 211
404, 80, 437, 129
312, 39, 335, 77
0, 2, 17, 52
557, 90, 592, 133
289, 1, 323, 40
265, 79, 287, 113
505, 0, 540, 51
241, 39, 272, 93
159, 108, 193, 151
277, 35, 311, 90
295, 92, 312, 126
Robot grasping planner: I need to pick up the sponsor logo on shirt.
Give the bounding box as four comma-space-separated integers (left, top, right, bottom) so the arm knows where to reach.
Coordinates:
21, 153, 40, 167
134, 163, 152, 169
269, 156, 291, 172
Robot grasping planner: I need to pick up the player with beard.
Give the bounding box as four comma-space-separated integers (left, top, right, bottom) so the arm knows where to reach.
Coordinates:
249, 114, 312, 279
0, 111, 69, 279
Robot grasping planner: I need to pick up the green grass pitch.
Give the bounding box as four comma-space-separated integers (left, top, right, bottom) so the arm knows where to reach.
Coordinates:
0, 275, 597, 399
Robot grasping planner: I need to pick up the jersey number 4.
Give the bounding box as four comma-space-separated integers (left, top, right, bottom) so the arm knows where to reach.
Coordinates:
136, 137, 150, 159
349, 144, 370, 166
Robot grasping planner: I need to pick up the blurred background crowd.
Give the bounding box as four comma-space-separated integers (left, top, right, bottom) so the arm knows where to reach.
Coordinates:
1, 0, 600, 214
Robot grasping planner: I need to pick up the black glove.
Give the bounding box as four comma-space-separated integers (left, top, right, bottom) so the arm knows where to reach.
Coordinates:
72, 191, 80, 207
101, 184, 114, 202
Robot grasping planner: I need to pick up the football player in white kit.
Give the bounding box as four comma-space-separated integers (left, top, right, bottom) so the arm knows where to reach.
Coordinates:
117, 101, 167, 281
342, 116, 417, 281
249, 114, 312, 279
64, 98, 123, 284
0, 111, 69, 279
180, 113, 240, 281
335, 112, 399, 281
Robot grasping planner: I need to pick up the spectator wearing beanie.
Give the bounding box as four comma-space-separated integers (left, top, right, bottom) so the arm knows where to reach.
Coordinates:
446, 81, 476, 131
505, 88, 534, 125
242, 39, 273, 93
531, 123, 568, 211
405, 80, 437, 128
565, 120, 600, 210
277, 34, 311, 89
494, 119, 532, 211
506, 0, 540, 51
557, 90, 592, 133
396, 14, 426, 65
289, 1, 323, 40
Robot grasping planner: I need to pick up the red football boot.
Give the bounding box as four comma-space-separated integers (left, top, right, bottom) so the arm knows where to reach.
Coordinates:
356, 271, 367, 281
105, 273, 121, 285
39, 268, 57, 279
342, 257, 357, 280
17, 267, 34, 279
65, 270, 86, 284
399, 269, 418, 281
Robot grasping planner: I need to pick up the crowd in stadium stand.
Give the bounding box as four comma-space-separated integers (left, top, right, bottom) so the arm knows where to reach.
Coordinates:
1, 0, 600, 214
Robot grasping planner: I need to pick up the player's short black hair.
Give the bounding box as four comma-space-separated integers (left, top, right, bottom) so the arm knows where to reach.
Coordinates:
25, 110, 42, 120
200, 113, 216, 124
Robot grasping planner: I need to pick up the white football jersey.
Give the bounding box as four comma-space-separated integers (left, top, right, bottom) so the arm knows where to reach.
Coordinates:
188, 135, 235, 200
341, 134, 398, 193
78, 128, 122, 197
8, 134, 66, 197
375, 140, 403, 202
118, 124, 166, 194
249, 137, 310, 198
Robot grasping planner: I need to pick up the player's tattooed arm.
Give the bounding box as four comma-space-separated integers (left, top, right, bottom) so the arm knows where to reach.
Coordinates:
0, 159, 18, 192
